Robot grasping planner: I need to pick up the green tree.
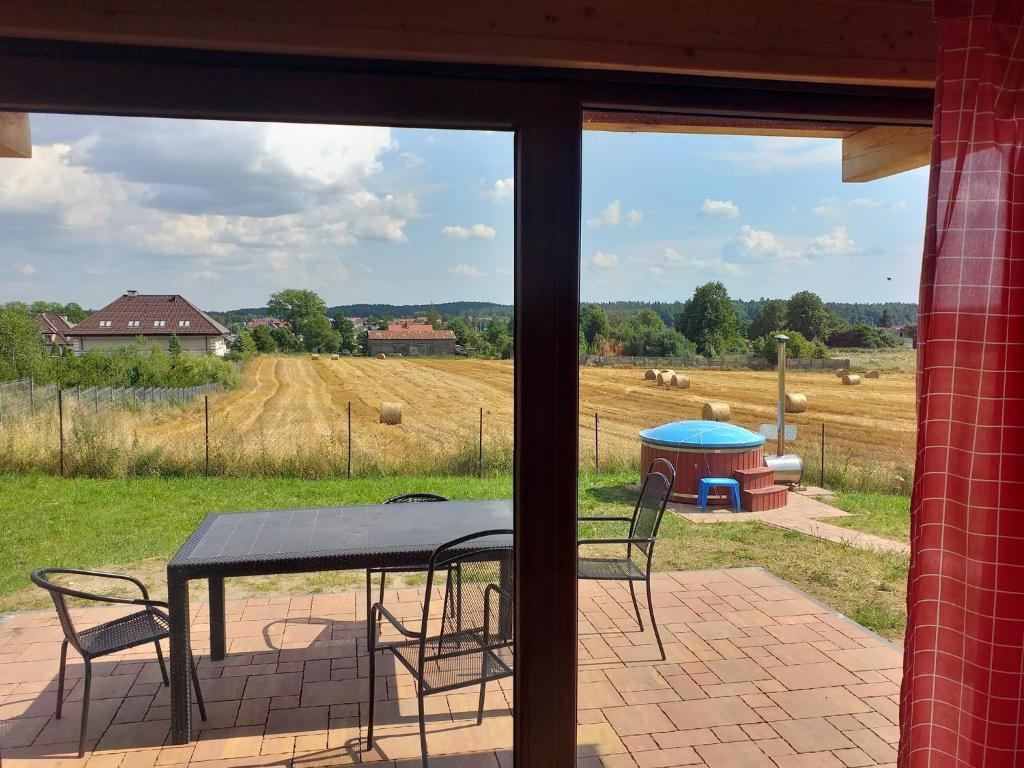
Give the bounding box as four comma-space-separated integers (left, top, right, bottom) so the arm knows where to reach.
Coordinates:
168, 333, 183, 358
482, 317, 513, 359
425, 306, 442, 329
579, 304, 610, 351
787, 291, 832, 341
446, 316, 478, 349
267, 289, 331, 351
250, 325, 276, 353
752, 329, 821, 364
333, 315, 356, 352
878, 308, 893, 328
0, 305, 45, 380
675, 282, 741, 356
748, 299, 788, 339
62, 302, 88, 324
269, 325, 300, 352
230, 330, 258, 357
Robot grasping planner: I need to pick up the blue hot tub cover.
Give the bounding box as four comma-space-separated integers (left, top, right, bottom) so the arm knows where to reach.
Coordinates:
639, 420, 765, 449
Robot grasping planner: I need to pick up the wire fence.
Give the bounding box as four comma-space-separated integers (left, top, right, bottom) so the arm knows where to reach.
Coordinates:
580, 355, 852, 371
0, 378, 220, 427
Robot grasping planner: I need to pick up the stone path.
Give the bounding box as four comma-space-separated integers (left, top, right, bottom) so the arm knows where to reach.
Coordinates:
670, 492, 910, 555
0, 568, 903, 766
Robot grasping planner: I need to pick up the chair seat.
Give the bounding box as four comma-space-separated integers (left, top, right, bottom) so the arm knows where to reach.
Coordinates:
578, 557, 646, 581
386, 631, 513, 693
368, 564, 428, 575
78, 609, 169, 657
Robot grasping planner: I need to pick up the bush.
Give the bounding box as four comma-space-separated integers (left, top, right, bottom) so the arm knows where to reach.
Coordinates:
751, 329, 822, 364
827, 323, 901, 348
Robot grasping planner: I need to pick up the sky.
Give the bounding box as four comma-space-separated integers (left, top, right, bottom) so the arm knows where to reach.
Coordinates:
0, 114, 928, 311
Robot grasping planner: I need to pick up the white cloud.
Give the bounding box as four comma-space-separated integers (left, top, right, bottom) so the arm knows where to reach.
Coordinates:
398, 152, 425, 169
587, 200, 621, 228
481, 177, 514, 203
625, 209, 644, 226
849, 197, 884, 208
261, 123, 395, 186
811, 197, 842, 218
713, 137, 840, 173
451, 263, 484, 277
647, 266, 664, 278
725, 225, 792, 263
17, 264, 35, 276
662, 247, 744, 276
699, 199, 740, 218
804, 226, 860, 258
441, 224, 496, 239
592, 250, 618, 268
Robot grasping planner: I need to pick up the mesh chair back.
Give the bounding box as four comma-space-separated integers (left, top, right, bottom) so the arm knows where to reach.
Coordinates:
384, 493, 448, 504
421, 530, 514, 671
629, 464, 674, 559
30, 569, 84, 654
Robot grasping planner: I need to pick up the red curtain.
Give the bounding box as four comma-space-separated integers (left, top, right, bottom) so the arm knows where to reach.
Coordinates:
901, 2, 1024, 765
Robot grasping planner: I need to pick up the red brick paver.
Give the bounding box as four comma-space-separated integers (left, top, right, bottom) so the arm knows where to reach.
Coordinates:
0, 568, 902, 766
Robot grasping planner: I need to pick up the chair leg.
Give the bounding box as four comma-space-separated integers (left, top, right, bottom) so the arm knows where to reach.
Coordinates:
628, 580, 644, 631
646, 577, 665, 661
56, 639, 68, 719
477, 679, 487, 725
367, 637, 377, 748
418, 690, 429, 768
154, 640, 170, 686
365, 569, 373, 648
190, 655, 207, 721
78, 660, 92, 758
377, 571, 387, 638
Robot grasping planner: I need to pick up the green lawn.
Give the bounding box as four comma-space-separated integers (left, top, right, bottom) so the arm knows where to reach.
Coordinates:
827, 492, 911, 543
0, 472, 908, 638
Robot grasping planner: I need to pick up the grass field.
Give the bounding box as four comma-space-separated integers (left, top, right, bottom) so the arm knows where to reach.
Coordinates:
0, 356, 916, 488
828, 492, 911, 543
0, 473, 909, 639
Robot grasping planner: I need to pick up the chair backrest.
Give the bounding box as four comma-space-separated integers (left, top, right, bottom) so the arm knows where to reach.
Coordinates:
629, 460, 676, 558
420, 530, 514, 669
30, 569, 87, 654
383, 493, 448, 504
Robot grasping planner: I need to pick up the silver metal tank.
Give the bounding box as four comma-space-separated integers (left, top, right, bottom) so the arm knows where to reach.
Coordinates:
764, 454, 804, 485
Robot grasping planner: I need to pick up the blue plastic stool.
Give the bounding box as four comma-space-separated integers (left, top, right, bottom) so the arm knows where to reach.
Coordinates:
697, 477, 741, 512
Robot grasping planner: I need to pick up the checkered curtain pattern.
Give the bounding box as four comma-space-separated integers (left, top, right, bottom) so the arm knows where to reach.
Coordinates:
901, 2, 1024, 765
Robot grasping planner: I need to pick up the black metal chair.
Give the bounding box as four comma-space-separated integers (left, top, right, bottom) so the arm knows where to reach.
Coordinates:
30, 568, 207, 757
367, 530, 514, 768
365, 493, 448, 646
577, 458, 676, 660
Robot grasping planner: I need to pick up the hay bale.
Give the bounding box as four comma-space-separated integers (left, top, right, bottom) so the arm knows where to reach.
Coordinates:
842, 374, 861, 386
380, 402, 402, 425
864, 370, 880, 379
311, 353, 320, 360
377, 353, 386, 359
785, 392, 807, 413
331, 354, 339, 360
702, 402, 730, 421
644, 369, 658, 380
835, 368, 848, 378
656, 370, 676, 385
671, 373, 690, 389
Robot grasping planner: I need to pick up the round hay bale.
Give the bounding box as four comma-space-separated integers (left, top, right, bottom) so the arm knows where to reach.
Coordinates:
380, 402, 402, 425
656, 370, 676, 385
835, 368, 848, 378
377, 353, 386, 359
702, 402, 730, 421
644, 369, 658, 380
331, 353, 339, 360
842, 374, 861, 386
311, 353, 320, 360
671, 373, 690, 389
785, 392, 808, 413
864, 370, 880, 379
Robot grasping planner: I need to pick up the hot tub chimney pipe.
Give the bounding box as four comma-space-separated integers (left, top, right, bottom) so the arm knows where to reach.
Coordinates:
775, 334, 788, 457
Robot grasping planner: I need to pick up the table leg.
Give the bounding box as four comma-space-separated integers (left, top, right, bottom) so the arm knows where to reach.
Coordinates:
499, 557, 513, 641
168, 572, 192, 744
208, 577, 226, 661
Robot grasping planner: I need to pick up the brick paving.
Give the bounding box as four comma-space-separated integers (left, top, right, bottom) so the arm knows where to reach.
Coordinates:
0, 568, 902, 766
670, 492, 910, 555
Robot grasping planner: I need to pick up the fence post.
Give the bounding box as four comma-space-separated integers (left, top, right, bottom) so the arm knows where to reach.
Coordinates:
594, 412, 599, 473
820, 423, 826, 488
205, 395, 210, 477
478, 407, 484, 478
29, 376, 34, 414
58, 386, 65, 477
95, 388, 100, 412
347, 401, 352, 479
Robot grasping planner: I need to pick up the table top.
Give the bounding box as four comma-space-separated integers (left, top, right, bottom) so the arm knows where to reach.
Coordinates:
168, 499, 513, 576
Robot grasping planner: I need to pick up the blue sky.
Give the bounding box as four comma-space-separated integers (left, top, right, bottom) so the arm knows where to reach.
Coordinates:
0, 115, 927, 310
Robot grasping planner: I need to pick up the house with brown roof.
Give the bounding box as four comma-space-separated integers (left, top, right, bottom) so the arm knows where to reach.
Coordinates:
243, 316, 290, 332
366, 320, 457, 357
66, 291, 230, 356
37, 312, 75, 355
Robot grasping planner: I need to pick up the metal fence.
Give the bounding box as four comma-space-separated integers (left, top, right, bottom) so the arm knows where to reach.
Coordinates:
579, 355, 851, 371
0, 378, 220, 426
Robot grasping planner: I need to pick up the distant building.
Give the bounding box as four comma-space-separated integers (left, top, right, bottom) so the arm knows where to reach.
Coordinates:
244, 317, 290, 331
37, 313, 75, 354
882, 325, 916, 349
348, 317, 366, 330
366, 320, 457, 357
66, 291, 230, 356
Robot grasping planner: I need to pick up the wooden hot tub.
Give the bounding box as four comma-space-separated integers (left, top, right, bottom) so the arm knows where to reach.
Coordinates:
640, 420, 766, 503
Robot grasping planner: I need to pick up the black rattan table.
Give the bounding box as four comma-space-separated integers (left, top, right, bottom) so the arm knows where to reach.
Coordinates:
166, 499, 513, 744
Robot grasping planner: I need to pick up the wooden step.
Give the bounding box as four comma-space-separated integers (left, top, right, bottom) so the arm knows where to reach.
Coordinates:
733, 466, 775, 491
741, 484, 789, 512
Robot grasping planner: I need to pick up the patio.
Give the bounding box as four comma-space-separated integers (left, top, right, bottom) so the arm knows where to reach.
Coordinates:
0, 567, 901, 767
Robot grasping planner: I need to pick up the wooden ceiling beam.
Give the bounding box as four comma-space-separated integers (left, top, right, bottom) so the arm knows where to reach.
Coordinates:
0, 0, 937, 88
842, 125, 932, 182
0, 112, 31, 158
583, 110, 859, 138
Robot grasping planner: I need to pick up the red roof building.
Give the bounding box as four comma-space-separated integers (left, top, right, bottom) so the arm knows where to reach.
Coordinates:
37, 312, 74, 354
366, 323, 457, 356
